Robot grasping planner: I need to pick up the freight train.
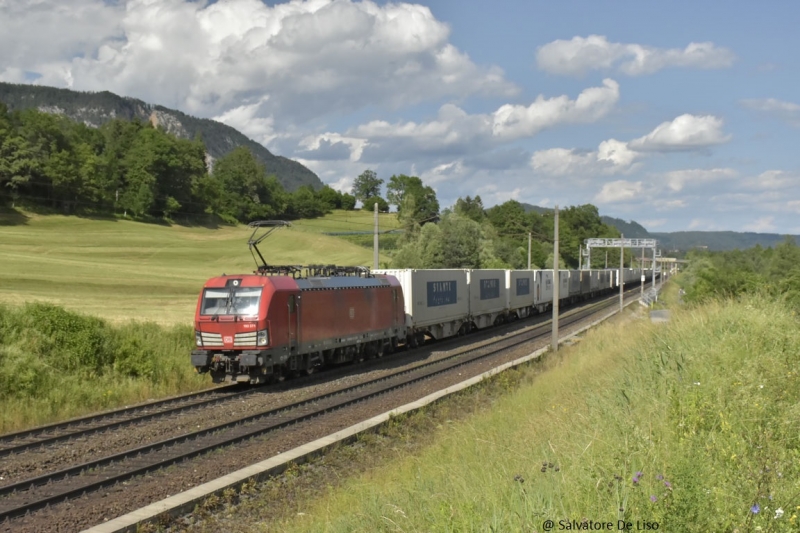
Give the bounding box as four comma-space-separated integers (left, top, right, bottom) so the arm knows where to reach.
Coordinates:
191, 222, 654, 384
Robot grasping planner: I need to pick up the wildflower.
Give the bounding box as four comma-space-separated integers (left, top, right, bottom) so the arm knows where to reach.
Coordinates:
664, 481, 672, 489
650, 495, 657, 503
751, 503, 761, 514
656, 474, 664, 481
775, 508, 784, 519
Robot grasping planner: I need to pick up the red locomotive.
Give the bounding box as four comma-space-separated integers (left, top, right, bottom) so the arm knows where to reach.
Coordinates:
191, 222, 406, 384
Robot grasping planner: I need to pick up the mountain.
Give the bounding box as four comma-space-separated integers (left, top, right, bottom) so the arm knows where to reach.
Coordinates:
600, 216, 652, 239
0, 82, 323, 192
522, 203, 799, 252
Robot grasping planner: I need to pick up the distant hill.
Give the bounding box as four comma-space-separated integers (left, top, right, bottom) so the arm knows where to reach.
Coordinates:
0, 82, 323, 192
523, 203, 799, 252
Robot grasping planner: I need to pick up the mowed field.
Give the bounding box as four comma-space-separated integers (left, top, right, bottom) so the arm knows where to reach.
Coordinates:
0, 209, 401, 324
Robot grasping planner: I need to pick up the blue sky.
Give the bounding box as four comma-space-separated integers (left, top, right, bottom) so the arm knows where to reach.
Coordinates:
2, 0, 798, 233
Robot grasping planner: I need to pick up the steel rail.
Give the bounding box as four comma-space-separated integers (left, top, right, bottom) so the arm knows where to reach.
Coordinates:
0, 385, 251, 458
0, 289, 639, 523
0, 283, 635, 458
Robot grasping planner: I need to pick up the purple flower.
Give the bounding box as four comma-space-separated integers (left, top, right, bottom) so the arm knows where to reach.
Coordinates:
650, 495, 657, 503
656, 474, 664, 481
633, 476, 640, 484
636, 471, 643, 478
751, 503, 760, 514
664, 481, 672, 489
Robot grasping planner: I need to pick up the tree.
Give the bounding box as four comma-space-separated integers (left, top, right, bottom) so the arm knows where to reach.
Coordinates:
210, 146, 287, 222
362, 196, 389, 213
387, 174, 439, 224
454, 195, 485, 223
287, 185, 324, 219
317, 185, 342, 211
352, 169, 383, 202
340, 192, 356, 210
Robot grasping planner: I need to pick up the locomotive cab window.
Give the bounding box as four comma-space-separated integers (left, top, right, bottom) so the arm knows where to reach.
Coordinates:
201, 287, 262, 316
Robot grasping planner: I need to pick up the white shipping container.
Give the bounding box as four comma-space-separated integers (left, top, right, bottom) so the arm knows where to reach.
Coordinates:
589, 270, 601, 292
559, 270, 571, 299
568, 270, 581, 297
373, 269, 469, 338
506, 270, 535, 316
534, 270, 554, 309
467, 269, 507, 328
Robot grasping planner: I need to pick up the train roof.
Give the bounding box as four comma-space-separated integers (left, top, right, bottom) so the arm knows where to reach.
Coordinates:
296, 276, 397, 290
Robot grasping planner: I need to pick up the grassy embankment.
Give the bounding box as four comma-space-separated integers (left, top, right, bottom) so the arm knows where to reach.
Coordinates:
244, 289, 799, 532
0, 208, 399, 432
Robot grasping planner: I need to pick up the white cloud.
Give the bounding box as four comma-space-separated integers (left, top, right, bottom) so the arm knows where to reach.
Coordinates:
744, 216, 777, 232
492, 78, 619, 139
530, 142, 638, 179
661, 168, 737, 192
742, 170, 799, 190
741, 98, 800, 126
628, 114, 731, 152
342, 80, 619, 162
687, 218, 722, 231
653, 199, 687, 211
641, 219, 667, 228
537, 35, 735, 76
213, 98, 277, 147
298, 133, 368, 162
7, 0, 517, 122
593, 180, 643, 204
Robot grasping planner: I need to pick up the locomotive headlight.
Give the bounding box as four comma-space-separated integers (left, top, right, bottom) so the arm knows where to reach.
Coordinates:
195, 331, 202, 347
257, 329, 269, 346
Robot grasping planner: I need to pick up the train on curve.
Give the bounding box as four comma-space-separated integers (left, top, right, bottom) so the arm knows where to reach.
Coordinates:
191, 222, 653, 384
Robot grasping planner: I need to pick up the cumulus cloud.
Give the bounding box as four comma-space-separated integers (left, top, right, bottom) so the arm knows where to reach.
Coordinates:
741, 98, 800, 126
744, 216, 777, 232
742, 170, 799, 190
628, 114, 731, 152
662, 168, 737, 192
5, 0, 517, 122
492, 78, 619, 139
530, 138, 640, 179
337, 80, 619, 163
537, 35, 736, 76
593, 180, 644, 204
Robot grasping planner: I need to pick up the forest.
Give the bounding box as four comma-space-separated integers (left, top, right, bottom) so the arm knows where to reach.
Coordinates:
0, 103, 353, 223
0, 103, 630, 270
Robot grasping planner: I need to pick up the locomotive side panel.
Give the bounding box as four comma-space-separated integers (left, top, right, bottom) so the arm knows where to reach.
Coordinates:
295, 277, 403, 353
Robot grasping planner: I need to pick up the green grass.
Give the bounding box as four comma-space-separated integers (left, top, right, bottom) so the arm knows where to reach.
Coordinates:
261, 295, 800, 532
0, 209, 393, 324
0, 302, 206, 432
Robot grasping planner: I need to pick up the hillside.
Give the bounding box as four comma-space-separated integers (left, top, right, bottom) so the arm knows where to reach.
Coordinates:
0, 82, 322, 191
0, 209, 388, 324
521, 205, 798, 252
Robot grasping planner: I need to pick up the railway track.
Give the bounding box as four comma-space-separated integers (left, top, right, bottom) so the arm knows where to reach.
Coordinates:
0, 284, 627, 460
0, 289, 638, 523
0, 385, 254, 458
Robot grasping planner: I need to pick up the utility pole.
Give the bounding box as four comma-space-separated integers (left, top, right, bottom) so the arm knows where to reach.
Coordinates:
528, 232, 532, 269
552, 205, 559, 353
619, 233, 624, 313
640, 246, 644, 298
652, 246, 657, 291
605, 250, 608, 269
373, 202, 379, 270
